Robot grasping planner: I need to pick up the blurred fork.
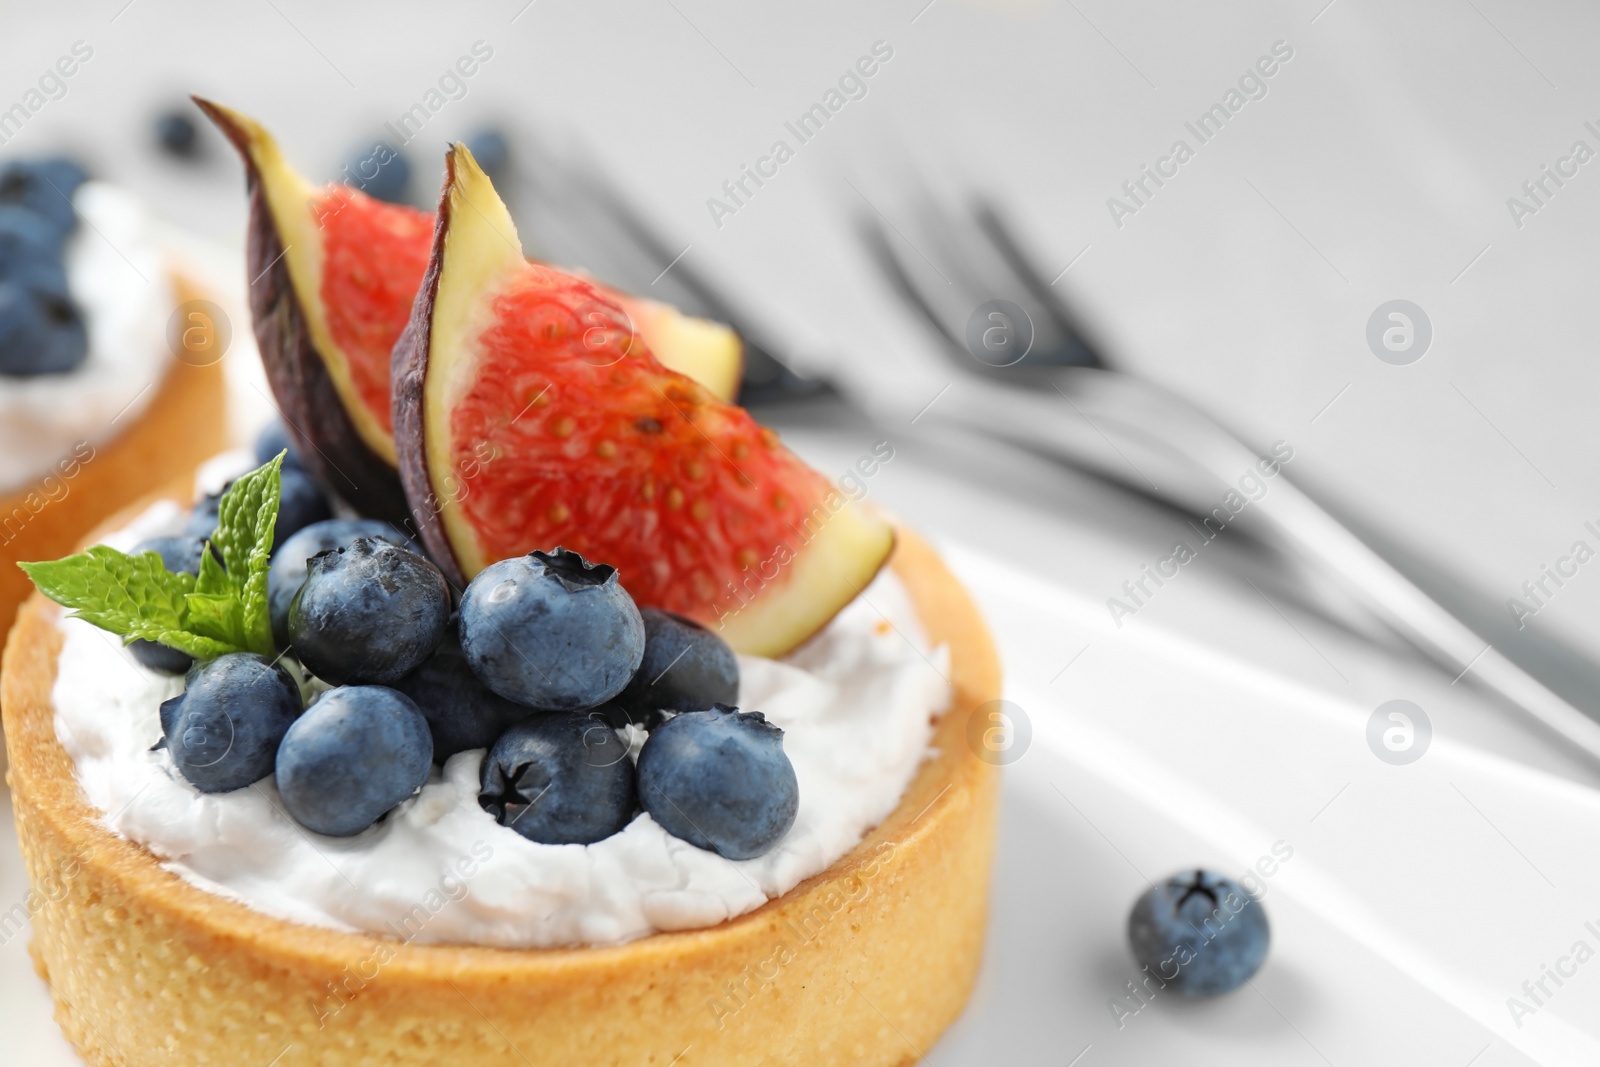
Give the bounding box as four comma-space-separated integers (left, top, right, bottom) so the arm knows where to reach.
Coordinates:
858, 195, 1600, 770
503, 124, 1600, 771
502, 131, 829, 407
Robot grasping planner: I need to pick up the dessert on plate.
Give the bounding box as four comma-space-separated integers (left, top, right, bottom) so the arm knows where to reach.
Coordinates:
0, 158, 226, 640
3, 125, 999, 1067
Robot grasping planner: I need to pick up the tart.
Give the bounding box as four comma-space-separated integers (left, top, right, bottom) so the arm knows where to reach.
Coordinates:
3, 127, 1001, 1067
0, 271, 225, 640
4, 514, 998, 1066
0, 163, 227, 641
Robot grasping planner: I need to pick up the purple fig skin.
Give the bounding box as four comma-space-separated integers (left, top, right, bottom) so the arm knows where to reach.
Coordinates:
195, 96, 411, 528
391, 147, 468, 591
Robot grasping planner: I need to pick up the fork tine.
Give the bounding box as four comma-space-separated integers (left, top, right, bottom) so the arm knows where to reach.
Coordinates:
521, 142, 827, 405
972, 202, 1105, 369
856, 212, 966, 356
579, 171, 745, 323
598, 200, 823, 401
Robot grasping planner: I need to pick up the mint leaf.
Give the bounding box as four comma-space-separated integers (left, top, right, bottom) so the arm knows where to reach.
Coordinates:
143, 628, 237, 661
21, 545, 191, 632
20, 455, 288, 663
19, 546, 235, 660
183, 591, 246, 650
208, 453, 282, 656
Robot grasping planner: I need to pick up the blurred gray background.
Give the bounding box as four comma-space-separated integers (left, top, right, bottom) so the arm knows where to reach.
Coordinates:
4, 2, 1600, 1064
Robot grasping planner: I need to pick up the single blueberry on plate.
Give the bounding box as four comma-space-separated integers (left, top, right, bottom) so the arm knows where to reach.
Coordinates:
275, 685, 433, 836
252, 419, 306, 472
274, 467, 333, 549
394, 630, 532, 761
268, 518, 416, 650
156, 652, 302, 793
343, 142, 410, 204
458, 548, 645, 711
636, 704, 798, 860
0, 158, 87, 237
1126, 869, 1270, 995
128, 534, 209, 673
0, 280, 89, 376
478, 711, 636, 845
289, 538, 451, 685
607, 608, 739, 729
154, 109, 200, 158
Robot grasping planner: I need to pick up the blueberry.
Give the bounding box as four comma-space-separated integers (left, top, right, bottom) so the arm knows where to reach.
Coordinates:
154, 110, 200, 158
274, 468, 333, 549
275, 685, 433, 836
1126, 870, 1270, 995
182, 485, 224, 542
156, 652, 302, 793
343, 142, 410, 204
0, 158, 86, 237
394, 631, 532, 761
135, 533, 208, 574
128, 535, 209, 673
606, 608, 739, 729
459, 548, 644, 711
289, 538, 451, 685
252, 419, 306, 472
636, 704, 797, 860
268, 518, 416, 650
478, 711, 636, 845
0, 280, 88, 376
183, 469, 329, 552
0, 205, 71, 289
465, 128, 510, 178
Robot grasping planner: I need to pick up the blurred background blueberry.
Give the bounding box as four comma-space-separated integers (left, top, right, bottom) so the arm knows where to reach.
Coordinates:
153, 107, 201, 159
342, 141, 410, 204
465, 126, 509, 179
0, 158, 86, 237
252, 418, 305, 472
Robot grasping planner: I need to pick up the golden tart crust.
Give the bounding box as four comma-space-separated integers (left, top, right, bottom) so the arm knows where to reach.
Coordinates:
3, 520, 999, 1067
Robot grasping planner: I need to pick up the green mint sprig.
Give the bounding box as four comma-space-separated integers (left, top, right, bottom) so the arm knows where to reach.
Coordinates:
20, 453, 285, 660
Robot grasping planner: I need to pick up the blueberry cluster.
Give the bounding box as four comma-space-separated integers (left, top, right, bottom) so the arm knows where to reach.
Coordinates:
147, 422, 797, 856
0, 158, 90, 376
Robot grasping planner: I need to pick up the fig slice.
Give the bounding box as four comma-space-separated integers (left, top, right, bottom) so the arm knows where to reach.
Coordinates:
599, 288, 742, 404
195, 97, 412, 524
197, 99, 742, 525
394, 145, 894, 656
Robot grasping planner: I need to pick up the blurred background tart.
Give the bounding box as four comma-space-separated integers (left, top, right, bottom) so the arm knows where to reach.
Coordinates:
0, 159, 226, 642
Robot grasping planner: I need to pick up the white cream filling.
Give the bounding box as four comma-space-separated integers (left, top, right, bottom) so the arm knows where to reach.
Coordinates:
50, 500, 950, 948
0, 182, 172, 494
